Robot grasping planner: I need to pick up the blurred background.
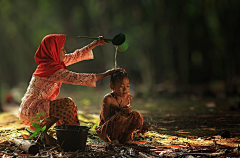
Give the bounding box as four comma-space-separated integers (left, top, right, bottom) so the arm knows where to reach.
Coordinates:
1, 0, 240, 113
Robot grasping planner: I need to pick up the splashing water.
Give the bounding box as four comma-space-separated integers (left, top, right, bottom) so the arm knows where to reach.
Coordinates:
114, 46, 118, 69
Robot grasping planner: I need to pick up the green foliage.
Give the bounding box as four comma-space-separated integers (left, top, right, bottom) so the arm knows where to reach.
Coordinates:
1, 1, 240, 98
91, 122, 98, 131
29, 112, 44, 121
28, 112, 47, 139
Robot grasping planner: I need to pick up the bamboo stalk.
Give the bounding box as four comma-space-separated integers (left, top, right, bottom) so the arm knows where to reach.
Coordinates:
13, 139, 39, 155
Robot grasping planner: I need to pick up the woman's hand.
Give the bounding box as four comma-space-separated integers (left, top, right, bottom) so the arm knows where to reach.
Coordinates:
105, 68, 125, 77
88, 36, 108, 49
96, 36, 108, 46
96, 68, 125, 81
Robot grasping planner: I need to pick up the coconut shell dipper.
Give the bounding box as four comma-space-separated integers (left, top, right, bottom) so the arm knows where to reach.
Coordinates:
78, 33, 129, 52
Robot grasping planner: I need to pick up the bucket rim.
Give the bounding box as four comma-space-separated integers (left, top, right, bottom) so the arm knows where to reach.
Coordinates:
53, 124, 91, 131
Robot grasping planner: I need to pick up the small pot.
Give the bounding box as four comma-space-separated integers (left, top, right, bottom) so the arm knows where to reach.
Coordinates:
111, 33, 129, 52
53, 124, 90, 151
78, 33, 129, 52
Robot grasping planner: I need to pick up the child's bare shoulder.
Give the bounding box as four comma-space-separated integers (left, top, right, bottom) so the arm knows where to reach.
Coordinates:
103, 93, 112, 98
103, 93, 113, 103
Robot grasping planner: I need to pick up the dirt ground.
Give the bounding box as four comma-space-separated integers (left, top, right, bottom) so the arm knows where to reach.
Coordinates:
3, 85, 239, 139
1, 96, 240, 157
143, 112, 240, 138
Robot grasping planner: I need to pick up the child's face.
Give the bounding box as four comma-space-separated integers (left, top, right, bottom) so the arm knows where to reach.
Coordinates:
112, 77, 130, 97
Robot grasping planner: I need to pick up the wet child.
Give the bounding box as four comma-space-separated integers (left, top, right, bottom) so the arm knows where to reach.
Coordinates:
96, 71, 146, 144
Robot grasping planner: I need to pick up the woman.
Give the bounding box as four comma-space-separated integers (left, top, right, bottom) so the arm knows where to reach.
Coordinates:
18, 34, 123, 145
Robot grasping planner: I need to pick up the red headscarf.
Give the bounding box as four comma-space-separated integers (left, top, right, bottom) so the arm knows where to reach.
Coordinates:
33, 34, 67, 77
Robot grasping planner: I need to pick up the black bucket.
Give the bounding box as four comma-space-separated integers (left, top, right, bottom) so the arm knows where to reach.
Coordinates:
53, 124, 90, 151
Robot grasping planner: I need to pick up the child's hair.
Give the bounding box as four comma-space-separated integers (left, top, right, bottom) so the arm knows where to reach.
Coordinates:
110, 71, 129, 85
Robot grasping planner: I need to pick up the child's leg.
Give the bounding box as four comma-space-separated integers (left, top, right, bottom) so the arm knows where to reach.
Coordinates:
96, 113, 126, 142
119, 111, 143, 143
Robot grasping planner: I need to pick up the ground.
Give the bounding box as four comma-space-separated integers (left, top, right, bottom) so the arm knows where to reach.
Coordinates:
1, 92, 240, 157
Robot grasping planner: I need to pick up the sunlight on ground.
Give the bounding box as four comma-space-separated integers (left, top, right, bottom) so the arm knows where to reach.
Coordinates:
1, 94, 240, 156
1, 112, 239, 147
0, 113, 25, 131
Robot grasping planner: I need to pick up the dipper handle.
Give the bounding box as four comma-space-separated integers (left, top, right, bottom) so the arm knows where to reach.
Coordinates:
78, 36, 112, 42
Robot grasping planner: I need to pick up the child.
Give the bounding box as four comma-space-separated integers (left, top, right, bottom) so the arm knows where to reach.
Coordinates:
96, 71, 146, 144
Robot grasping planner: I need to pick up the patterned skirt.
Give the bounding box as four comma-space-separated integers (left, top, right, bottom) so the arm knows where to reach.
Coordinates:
49, 97, 80, 126
95, 111, 143, 143
29, 97, 80, 131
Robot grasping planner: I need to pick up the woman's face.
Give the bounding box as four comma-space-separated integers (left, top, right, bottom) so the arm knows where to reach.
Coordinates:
113, 77, 130, 97
59, 46, 66, 62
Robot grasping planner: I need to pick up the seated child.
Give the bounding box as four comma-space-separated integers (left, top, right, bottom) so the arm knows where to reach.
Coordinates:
96, 70, 146, 144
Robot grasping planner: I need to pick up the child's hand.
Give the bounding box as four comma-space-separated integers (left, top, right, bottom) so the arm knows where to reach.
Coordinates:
121, 106, 132, 115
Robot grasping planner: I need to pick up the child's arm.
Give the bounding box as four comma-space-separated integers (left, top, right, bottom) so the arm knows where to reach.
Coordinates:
129, 94, 133, 106
101, 95, 111, 122
120, 94, 133, 115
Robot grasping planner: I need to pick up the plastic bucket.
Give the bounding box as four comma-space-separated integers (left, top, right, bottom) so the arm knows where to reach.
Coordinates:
53, 125, 90, 151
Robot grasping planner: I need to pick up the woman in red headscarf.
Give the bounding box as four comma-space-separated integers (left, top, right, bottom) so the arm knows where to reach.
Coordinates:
18, 34, 123, 145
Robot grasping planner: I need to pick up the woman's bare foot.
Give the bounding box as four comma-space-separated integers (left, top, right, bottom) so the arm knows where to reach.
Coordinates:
43, 132, 58, 147
123, 140, 134, 145
111, 140, 120, 145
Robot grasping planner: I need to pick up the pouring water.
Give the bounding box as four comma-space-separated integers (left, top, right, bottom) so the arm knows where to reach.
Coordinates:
114, 47, 118, 69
